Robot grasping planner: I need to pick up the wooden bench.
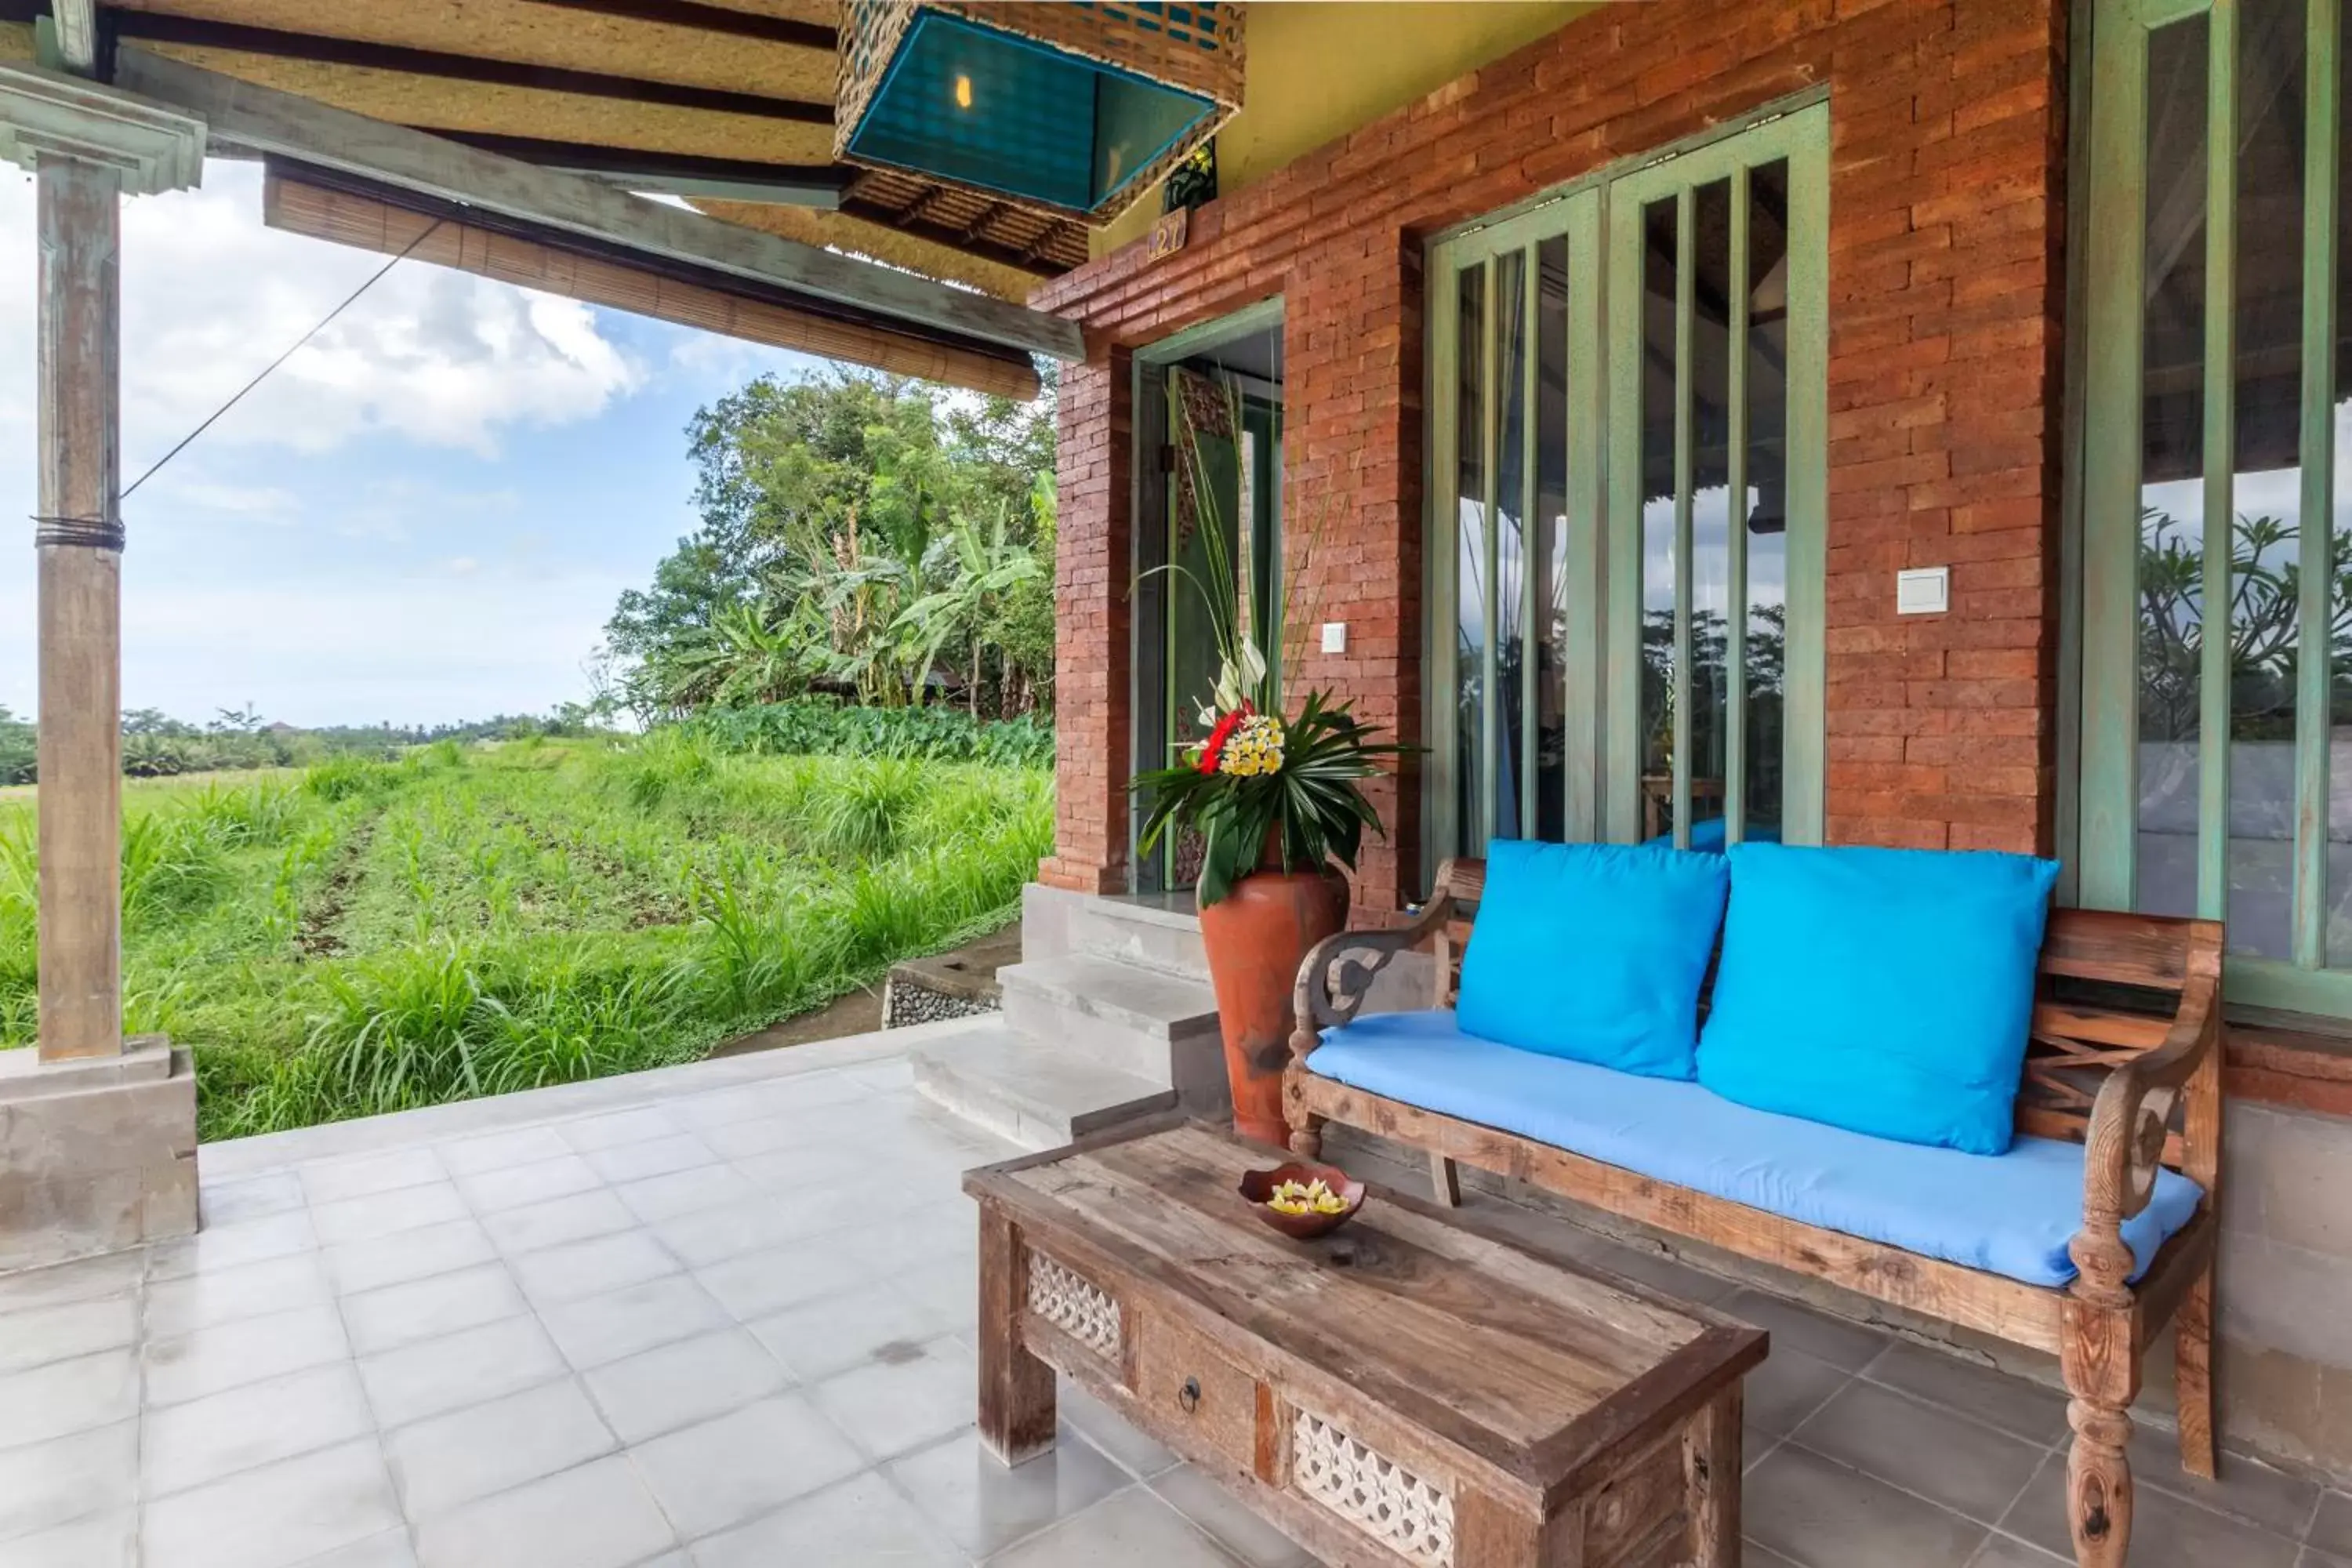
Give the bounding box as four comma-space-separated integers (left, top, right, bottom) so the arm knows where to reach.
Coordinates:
1285, 856, 2224, 1568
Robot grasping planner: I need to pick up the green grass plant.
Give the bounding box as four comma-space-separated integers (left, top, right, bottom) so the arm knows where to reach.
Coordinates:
0, 738, 1051, 1141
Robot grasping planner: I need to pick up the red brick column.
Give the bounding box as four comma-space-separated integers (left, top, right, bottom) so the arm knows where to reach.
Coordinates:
1039, 349, 1133, 895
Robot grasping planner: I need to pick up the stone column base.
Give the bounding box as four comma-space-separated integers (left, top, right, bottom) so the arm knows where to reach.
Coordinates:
0, 1034, 199, 1275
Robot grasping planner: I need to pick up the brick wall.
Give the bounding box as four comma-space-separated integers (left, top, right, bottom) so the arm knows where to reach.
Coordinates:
1036, 0, 2069, 909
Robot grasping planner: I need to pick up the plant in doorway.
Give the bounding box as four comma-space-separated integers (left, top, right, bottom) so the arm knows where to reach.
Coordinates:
1130, 372, 1403, 1146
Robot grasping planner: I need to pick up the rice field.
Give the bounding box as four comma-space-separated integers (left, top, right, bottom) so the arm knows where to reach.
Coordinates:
0, 735, 1051, 1141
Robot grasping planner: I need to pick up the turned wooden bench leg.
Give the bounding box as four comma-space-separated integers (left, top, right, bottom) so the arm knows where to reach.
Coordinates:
1430, 1152, 1461, 1207
978, 1206, 1055, 1465
2061, 1301, 2139, 1568
2175, 1261, 2217, 1480
1283, 1071, 1325, 1159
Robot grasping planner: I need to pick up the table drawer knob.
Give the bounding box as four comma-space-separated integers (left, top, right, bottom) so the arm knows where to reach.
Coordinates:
1178, 1376, 1201, 1414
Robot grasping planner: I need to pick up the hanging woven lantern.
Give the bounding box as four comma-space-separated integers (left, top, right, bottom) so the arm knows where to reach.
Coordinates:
837, 2, 1244, 226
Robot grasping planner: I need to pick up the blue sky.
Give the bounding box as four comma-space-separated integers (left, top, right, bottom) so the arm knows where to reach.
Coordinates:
0, 159, 833, 728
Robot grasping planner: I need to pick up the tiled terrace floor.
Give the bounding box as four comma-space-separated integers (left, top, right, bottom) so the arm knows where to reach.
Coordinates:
2, 1022, 2348, 1568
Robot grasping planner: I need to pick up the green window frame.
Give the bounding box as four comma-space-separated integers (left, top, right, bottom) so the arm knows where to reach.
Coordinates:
2074, 0, 2350, 1015
1422, 99, 1830, 875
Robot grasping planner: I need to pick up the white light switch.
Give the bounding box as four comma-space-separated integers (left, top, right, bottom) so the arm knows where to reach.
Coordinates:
1320, 622, 1348, 654
1896, 567, 1949, 615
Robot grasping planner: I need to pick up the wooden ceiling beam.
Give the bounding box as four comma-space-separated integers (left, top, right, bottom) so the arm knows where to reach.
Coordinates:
104, 10, 833, 125
113, 45, 1084, 361
425, 129, 848, 206
521, 0, 833, 53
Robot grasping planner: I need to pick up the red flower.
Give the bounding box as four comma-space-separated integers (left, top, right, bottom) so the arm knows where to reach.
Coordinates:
1196, 702, 1252, 774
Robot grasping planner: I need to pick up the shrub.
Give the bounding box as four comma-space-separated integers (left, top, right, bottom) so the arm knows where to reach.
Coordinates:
684, 699, 1051, 768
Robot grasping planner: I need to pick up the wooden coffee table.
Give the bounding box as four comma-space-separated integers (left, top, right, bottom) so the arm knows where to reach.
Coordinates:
965, 1120, 1767, 1568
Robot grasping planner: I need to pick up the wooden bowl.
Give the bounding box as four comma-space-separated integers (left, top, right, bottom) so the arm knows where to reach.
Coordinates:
1239, 1161, 1367, 1240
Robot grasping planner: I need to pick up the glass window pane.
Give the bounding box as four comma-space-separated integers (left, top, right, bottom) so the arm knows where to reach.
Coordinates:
1690, 178, 1733, 844
2227, 0, 2305, 960
2330, 0, 2352, 965
1456, 262, 1487, 851
1745, 158, 1791, 841
1494, 249, 1530, 840
2136, 14, 2209, 922
1535, 234, 1571, 843
1639, 196, 1679, 843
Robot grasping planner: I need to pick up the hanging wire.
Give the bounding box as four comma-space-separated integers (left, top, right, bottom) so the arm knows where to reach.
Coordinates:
121, 217, 448, 502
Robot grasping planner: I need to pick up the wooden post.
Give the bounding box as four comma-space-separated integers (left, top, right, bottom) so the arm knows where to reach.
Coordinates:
34, 152, 124, 1064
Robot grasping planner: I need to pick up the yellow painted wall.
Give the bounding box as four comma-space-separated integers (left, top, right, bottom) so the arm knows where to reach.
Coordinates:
1094, 0, 1592, 257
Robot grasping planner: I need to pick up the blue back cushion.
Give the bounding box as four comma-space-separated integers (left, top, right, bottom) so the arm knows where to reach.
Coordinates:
1457, 840, 1728, 1080
1698, 844, 2061, 1155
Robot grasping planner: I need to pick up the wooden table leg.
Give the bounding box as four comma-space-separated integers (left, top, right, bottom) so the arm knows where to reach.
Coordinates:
978, 1204, 1056, 1465
1685, 1381, 1742, 1566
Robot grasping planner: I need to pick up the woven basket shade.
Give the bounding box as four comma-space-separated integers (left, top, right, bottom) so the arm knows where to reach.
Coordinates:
837, 1, 1243, 226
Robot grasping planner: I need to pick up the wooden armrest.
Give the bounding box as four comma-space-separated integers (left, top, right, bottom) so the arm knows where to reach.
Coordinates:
1287, 892, 1455, 1065
2069, 941, 2223, 1303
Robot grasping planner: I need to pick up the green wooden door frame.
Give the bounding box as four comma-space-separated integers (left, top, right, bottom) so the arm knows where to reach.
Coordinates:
2074, 0, 2350, 1014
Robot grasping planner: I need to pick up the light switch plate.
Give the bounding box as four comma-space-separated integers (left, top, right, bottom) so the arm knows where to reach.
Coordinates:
1896, 567, 1949, 615
1320, 622, 1347, 654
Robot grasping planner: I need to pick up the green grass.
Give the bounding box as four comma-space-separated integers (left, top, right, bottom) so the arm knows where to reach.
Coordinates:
0, 739, 1051, 1142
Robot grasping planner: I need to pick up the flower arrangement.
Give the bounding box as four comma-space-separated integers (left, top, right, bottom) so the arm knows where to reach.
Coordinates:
1130, 375, 1403, 906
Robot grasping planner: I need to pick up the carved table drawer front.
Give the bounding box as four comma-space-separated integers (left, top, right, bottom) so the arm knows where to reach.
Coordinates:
1025, 1248, 1121, 1360
1289, 1407, 1456, 1568
1134, 1312, 1260, 1469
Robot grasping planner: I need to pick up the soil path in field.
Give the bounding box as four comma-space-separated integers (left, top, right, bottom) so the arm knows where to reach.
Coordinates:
296, 804, 384, 960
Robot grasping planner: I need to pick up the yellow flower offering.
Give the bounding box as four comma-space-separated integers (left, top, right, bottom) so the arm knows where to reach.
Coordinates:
1265, 1177, 1352, 1217
1216, 713, 1287, 778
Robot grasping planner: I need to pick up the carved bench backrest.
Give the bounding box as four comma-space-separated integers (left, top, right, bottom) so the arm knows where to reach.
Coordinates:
1424, 857, 2223, 1171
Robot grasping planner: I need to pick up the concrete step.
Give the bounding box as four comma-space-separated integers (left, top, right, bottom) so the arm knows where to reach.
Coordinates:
1070, 895, 1210, 981
996, 953, 1225, 1103
910, 1018, 1177, 1152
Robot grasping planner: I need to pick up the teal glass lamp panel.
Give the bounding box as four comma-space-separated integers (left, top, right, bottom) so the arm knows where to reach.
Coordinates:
848, 11, 1214, 213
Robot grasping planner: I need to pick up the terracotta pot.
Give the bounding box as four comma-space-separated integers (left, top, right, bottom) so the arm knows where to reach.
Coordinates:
1196, 861, 1349, 1147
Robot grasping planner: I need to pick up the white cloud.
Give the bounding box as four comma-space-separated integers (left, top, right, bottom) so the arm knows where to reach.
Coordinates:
0, 161, 642, 464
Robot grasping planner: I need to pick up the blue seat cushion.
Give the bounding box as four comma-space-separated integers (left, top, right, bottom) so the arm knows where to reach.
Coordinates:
1308, 1011, 2202, 1289
1456, 840, 1728, 1080
1700, 844, 2063, 1156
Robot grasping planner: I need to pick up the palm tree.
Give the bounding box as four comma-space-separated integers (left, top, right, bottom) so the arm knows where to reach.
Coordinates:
897, 503, 1043, 715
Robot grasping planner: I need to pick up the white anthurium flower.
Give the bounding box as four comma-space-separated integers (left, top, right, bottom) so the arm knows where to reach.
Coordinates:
1237, 638, 1267, 693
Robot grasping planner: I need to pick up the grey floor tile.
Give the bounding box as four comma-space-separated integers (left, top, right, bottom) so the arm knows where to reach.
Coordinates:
1743, 1346, 1853, 1439
1791, 1380, 2045, 1525
2307, 1549, 2352, 1568
434, 1127, 572, 1180
540, 1275, 729, 1370
324, 1220, 498, 1298
1743, 1441, 1989, 1568
0, 1297, 137, 1377
630, 1395, 866, 1539
985, 1485, 1242, 1568
343, 1264, 528, 1358
691, 1240, 869, 1322
411, 1454, 674, 1568
0, 1352, 140, 1450
197, 1171, 305, 1229
1057, 1379, 1178, 1480
1722, 1290, 1893, 1374
146, 1254, 331, 1338
455, 1156, 603, 1216
385, 1377, 615, 1518
670, 1088, 783, 1133
884, 1427, 1128, 1559
2137, 1443, 2326, 1543
748, 1277, 938, 1381
299, 1149, 447, 1207
583, 1133, 716, 1185
1860, 1342, 2070, 1448
142, 1439, 400, 1568
888, 1256, 980, 1337
580, 1327, 790, 1443
310, 1185, 470, 1249
0, 1251, 143, 1317
611, 1165, 757, 1225
2001, 1450, 2303, 1568
689, 1471, 964, 1568
506, 1230, 679, 1308
718, 1139, 844, 1188
839, 1203, 979, 1278
147, 1210, 318, 1282
1151, 1464, 1316, 1568
0, 1418, 137, 1542
0, 1508, 136, 1568
1968, 1533, 2070, 1566
357, 1315, 568, 1430
556, 1109, 683, 1154
141, 1363, 376, 1499
2314, 1492, 2352, 1559
481, 1190, 638, 1257
651, 1198, 826, 1269
293, 1531, 416, 1568
144, 1303, 351, 1408
808, 1336, 978, 1461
